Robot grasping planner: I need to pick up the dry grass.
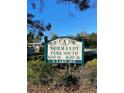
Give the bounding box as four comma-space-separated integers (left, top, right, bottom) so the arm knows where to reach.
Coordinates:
27, 59, 97, 93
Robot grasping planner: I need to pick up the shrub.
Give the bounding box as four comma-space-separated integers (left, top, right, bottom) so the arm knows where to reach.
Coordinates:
85, 58, 97, 67
27, 60, 56, 85
27, 59, 97, 93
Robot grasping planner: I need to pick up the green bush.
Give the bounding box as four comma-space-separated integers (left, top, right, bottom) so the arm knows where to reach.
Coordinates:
27, 60, 56, 85
27, 59, 97, 87
85, 58, 97, 67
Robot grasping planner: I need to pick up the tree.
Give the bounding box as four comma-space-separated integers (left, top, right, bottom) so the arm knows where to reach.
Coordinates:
85, 33, 97, 48
74, 32, 97, 48
29, 0, 96, 12
90, 33, 97, 48
27, 0, 96, 42
75, 32, 87, 41
51, 32, 58, 40
56, 0, 91, 11
27, 13, 51, 39
34, 35, 41, 43
27, 31, 34, 43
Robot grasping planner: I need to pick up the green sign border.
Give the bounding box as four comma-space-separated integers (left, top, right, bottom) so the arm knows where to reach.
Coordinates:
44, 37, 84, 65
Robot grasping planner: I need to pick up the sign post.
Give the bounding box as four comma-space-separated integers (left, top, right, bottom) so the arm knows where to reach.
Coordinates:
44, 37, 84, 65
44, 36, 48, 64
82, 40, 84, 66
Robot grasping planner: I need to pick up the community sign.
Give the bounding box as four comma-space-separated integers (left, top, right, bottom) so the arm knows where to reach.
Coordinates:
44, 37, 84, 64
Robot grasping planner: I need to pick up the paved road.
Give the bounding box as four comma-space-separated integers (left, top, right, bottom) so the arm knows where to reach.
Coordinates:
84, 49, 97, 55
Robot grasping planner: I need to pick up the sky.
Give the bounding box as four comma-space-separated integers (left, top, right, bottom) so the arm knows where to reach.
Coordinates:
27, 0, 97, 39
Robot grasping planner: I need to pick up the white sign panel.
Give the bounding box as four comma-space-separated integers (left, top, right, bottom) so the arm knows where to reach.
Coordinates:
47, 38, 83, 63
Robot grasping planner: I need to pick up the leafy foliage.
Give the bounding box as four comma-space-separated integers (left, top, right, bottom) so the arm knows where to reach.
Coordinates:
51, 32, 58, 40
75, 32, 97, 48
57, 0, 90, 11
27, 13, 51, 36
27, 31, 34, 43
27, 60, 56, 85
27, 59, 97, 93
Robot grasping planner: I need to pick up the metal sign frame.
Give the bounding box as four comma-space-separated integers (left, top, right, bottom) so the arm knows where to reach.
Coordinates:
44, 37, 84, 65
